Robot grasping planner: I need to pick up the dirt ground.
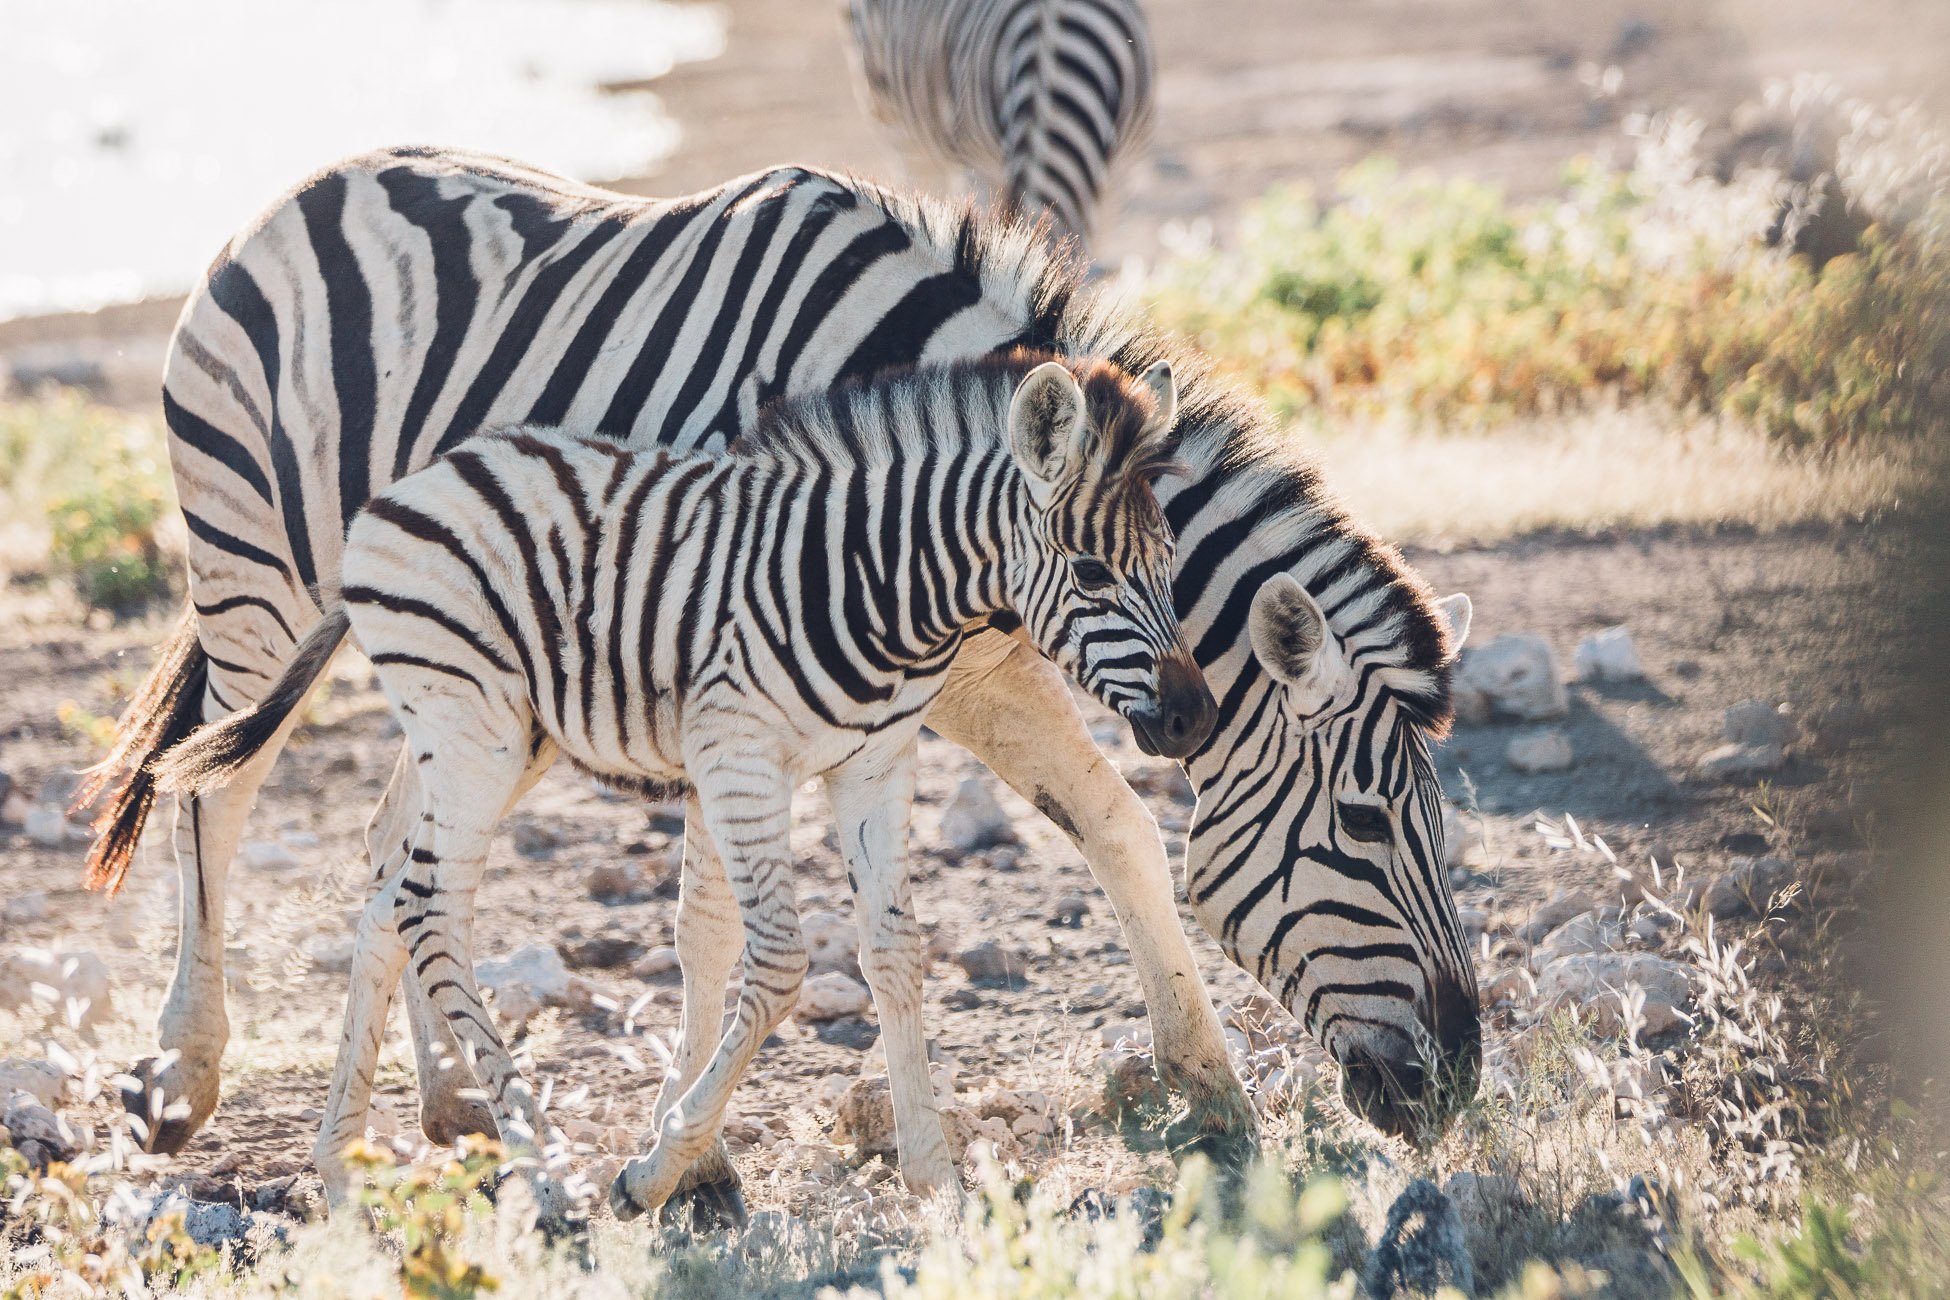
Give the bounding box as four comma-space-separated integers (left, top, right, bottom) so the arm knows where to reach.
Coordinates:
0, 518, 1912, 1208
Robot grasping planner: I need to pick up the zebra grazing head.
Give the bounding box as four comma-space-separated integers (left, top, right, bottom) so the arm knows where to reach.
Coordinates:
1002, 356, 1216, 760
1182, 531, 1481, 1139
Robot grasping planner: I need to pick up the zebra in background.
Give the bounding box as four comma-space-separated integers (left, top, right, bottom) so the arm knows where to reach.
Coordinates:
845, 0, 1154, 252
81, 148, 1478, 1224
155, 353, 1207, 1219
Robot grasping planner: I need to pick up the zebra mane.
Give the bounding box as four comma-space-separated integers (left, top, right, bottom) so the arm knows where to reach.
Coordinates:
837, 179, 1459, 731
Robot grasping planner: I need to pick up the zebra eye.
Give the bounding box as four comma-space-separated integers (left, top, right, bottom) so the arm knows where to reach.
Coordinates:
1338, 802, 1392, 844
1070, 557, 1116, 590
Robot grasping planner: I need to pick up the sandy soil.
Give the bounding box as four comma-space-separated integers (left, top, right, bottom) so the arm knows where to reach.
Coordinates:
0, 520, 1910, 1209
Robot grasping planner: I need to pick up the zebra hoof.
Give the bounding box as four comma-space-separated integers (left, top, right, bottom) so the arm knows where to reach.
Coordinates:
659, 1176, 748, 1235
419, 1095, 498, 1147
120, 1056, 210, 1154
608, 1165, 651, 1222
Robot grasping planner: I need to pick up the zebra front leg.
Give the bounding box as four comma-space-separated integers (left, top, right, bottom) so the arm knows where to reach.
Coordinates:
646, 796, 749, 1231
612, 763, 805, 1220
928, 633, 1257, 1167
828, 744, 957, 1195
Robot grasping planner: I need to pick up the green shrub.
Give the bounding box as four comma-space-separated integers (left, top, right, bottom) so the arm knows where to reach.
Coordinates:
0, 388, 175, 611
1148, 115, 1950, 446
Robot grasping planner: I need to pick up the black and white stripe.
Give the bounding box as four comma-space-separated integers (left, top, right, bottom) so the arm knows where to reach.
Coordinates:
87, 147, 1478, 1159
846, 0, 1153, 251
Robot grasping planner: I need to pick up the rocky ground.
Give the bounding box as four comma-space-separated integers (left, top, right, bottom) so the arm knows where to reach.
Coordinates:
0, 517, 1915, 1286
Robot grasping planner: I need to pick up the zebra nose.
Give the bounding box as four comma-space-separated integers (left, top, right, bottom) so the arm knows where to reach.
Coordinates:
1133, 657, 1215, 759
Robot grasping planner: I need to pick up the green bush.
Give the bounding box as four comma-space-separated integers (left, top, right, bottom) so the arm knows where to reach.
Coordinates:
0, 388, 175, 611
1148, 117, 1950, 445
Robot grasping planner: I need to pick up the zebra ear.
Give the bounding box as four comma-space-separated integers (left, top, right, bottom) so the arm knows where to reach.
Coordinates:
1008, 361, 1087, 498
1434, 592, 1472, 654
1138, 360, 1178, 439
1249, 574, 1350, 705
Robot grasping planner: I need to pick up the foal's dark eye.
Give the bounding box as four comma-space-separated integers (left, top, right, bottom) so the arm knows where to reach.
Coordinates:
1338, 802, 1393, 844
1071, 557, 1116, 590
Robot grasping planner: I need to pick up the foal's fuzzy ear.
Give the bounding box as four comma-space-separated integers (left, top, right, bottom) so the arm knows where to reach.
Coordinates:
1433, 592, 1473, 654
1008, 361, 1087, 501
1137, 359, 1178, 440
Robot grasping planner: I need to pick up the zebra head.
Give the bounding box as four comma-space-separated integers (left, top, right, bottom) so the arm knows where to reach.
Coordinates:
1002, 357, 1216, 760
1185, 565, 1481, 1140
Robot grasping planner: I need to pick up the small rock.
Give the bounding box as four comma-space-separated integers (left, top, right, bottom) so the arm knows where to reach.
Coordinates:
0, 948, 114, 1029
814, 1017, 880, 1050
306, 935, 356, 974
1450, 681, 1493, 727
3, 892, 49, 924
941, 987, 983, 1011
1703, 857, 1796, 920
561, 932, 645, 969
1505, 729, 1573, 773
510, 821, 561, 859
142, 1193, 254, 1248
1457, 634, 1568, 721
1535, 952, 1692, 1039
4, 1092, 75, 1161
23, 804, 69, 848
0, 1059, 68, 1108
586, 861, 645, 903
1724, 700, 1797, 749
803, 910, 860, 976
832, 1076, 898, 1159
1101, 1049, 1168, 1119
954, 940, 1030, 990
797, 972, 873, 1023
1531, 912, 1620, 966
1482, 966, 1533, 1005
474, 943, 596, 1027
938, 777, 1020, 853
1574, 626, 1645, 682
1697, 741, 1786, 781
1517, 889, 1595, 944
1048, 894, 1090, 928
633, 945, 681, 980
1627, 907, 1680, 948
1362, 1179, 1474, 1298
1455, 908, 1489, 943
238, 839, 298, 871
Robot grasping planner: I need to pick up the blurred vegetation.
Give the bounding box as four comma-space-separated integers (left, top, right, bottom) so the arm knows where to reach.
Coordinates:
1149, 110, 1950, 446
0, 387, 174, 612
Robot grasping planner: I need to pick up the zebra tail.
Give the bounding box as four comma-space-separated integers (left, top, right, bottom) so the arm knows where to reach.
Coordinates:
74, 612, 210, 895
150, 608, 350, 803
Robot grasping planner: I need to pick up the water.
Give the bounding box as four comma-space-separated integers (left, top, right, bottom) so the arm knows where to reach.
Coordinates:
0, 0, 725, 320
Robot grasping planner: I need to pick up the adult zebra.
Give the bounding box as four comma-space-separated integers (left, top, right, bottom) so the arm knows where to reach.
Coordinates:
844, 0, 1152, 252
82, 148, 1479, 1203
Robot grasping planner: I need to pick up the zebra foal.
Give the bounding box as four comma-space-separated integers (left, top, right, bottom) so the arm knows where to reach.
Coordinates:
157, 351, 1209, 1220
846, 0, 1153, 252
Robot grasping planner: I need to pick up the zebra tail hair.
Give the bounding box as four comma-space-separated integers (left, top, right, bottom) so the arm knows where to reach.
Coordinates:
151, 608, 350, 803
73, 611, 210, 895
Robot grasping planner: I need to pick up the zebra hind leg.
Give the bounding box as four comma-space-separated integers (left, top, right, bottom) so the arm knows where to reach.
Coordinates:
648, 799, 749, 1233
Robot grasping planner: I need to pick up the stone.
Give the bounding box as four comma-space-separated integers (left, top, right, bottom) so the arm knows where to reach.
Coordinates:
142, 1193, 254, 1248
1457, 634, 1568, 721
832, 1075, 898, 1159
3, 892, 49, 924
803, 910, 860, 976
632, 945, 681, 980
954, 940, 1030, 990
1449, 681, 1493, 727
0, 1059, 68, 1108
474, 943, 596, 1027
1101, 1049, 1168, 1119
586, 861, 644, 903
0, 948, 114, 1029
796, 972, 873, 1022
4, 1092, 75, 1161
1697, 741, 1786, 781
238, 839, 298, 871
938, 777, 1019, 853
1048, 893, 1090, 928
1627, 907, 1680, 948
1724, 700, 1797, 749
510, 821, 561, 859
1482, 966, 1533, 1005
1535, 953, 1692, 1039
306, 934, 356, 973
1362, 1179, 1474, 1298
560, 932, 645, 969
1517, 889, 1596, 944
1703, 857, 1796, 921
23, 804, 69, 848
1574, 627, 1645, 682
1531, 912, 1621, 966
1505, 729, 1573, 773
1455, 908, 1489, 943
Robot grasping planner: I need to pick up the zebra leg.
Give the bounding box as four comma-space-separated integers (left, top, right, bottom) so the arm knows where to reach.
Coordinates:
130, 678, 307, 1153
926, 633, 1258, 1163
611, 762, 806, 1221
647, 795, 749, 1232
828, 743, 957, 1195
314, 853, 416, 1209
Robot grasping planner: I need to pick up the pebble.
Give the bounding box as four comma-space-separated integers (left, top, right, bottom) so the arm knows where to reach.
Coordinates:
586, 861, 644, 903
560, 932, 645, 969
938, 777, 1021, 853
474, 943, 600, 1029
1724, 699, 1797, 748
954, 940, 1031, 990
1530, 912, 1621, 966
1697, 740, 1786, 781
0, 1058, 68, 1108
3, 892, 49, 924
1362, 1179, 1474, 1298
1516, 889, 1595, 944
1048, 893, 1090, 928
511, 821, 561, 859
3, 1091, 75, 1163
1457, 633, 1569, 721
1535, 952, 1691, 1039
1703, 857, 1796, 920
1574, 626, 1645, 682
1505, 729, 1573, 773
633, 945, 681, 980
0, 947, 114, 1029
803, 910, 860, 976
796, 972, 873, 1023
306, 934, 356, 974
